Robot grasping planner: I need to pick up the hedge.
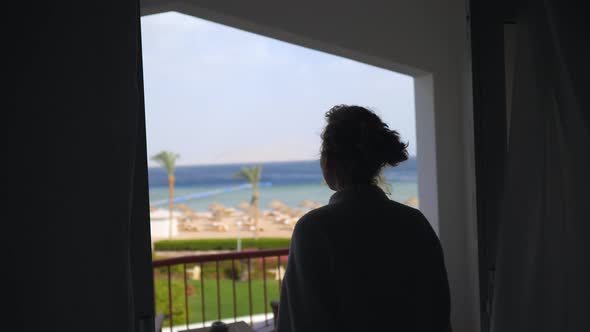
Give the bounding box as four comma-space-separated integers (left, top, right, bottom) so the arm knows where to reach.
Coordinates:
154, 278, 188, 327
154, 238, 291, 251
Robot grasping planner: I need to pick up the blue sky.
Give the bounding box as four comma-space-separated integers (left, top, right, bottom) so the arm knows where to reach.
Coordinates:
141, 12, 416, 166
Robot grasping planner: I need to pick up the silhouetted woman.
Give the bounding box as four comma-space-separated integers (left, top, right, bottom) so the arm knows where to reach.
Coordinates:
277, 105, 451, 332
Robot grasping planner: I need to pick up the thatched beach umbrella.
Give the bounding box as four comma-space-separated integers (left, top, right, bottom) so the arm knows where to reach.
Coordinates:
269, 200, 287, 210
299, 200, 321, 209
237, 201, 251, 211
175, 203, 192, 212
208, 202, 225, 212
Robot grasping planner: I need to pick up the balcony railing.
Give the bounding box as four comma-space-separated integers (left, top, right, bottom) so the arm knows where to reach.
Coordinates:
153, 248, 289, 332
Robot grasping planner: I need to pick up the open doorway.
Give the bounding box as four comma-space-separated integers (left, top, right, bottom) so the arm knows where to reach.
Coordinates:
141, 11, 420, 330
142, 11, 419, 241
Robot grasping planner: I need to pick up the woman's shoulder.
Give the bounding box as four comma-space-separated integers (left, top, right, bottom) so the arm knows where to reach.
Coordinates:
295, 204, 338, 229
385, 200, 440, 243
385, 199, 427, 221
297, 199, 425, 225
293, 203, 357, 240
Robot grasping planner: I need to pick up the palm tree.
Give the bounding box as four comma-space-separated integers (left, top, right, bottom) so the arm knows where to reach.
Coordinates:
234, 165, 263, 239
151, 151, 180, 239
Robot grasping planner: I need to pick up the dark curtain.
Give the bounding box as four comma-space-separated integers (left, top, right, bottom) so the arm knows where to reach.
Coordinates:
491, 1, 589, 331
5, 1, 154, 332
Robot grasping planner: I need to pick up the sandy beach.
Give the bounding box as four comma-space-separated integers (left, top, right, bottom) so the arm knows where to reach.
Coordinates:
149, 197, 419, 242
149, 200, 318, 241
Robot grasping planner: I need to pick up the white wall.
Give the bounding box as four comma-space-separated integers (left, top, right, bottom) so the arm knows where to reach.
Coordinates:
149, 219, 179, 239
149, 209, 181, 238
141, 1, 480, 330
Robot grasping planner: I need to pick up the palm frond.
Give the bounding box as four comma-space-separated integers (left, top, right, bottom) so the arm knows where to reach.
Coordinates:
151, 151, 180, 175
234, 165, 262, 189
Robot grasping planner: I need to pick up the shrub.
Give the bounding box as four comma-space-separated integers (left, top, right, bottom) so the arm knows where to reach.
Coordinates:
154, 278, 189, 327
154, 238, 290, 251
223, 264, 242, 280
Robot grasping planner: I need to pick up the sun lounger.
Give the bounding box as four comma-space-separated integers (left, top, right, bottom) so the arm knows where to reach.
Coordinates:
178, 222, 200, 232
212, 222, 229, 232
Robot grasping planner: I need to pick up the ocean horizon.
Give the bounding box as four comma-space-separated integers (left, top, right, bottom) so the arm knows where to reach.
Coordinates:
148, 158, 418, 211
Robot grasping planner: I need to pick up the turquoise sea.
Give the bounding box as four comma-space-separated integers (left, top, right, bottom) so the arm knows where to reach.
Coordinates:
148, 159, 418, 212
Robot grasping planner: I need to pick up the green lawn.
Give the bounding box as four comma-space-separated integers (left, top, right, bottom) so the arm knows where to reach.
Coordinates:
155, 278, 280, 326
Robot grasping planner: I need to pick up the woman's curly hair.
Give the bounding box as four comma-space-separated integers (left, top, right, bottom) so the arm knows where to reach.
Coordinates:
321, 105, 409, 186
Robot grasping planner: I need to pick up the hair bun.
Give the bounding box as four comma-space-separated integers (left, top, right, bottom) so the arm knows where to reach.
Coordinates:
321, 105, 409, 185
380, 129, 409, 167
